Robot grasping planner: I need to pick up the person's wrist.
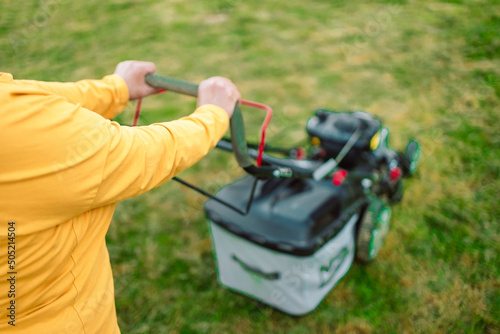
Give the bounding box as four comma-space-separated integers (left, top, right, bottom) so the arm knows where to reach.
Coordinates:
106, 74, 130, 102
196, 104, 232, 127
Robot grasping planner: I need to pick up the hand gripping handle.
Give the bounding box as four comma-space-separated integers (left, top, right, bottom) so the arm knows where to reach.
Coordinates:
146, 74, 269, 172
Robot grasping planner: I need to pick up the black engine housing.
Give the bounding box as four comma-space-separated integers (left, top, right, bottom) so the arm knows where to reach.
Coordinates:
306, 110, 381, 168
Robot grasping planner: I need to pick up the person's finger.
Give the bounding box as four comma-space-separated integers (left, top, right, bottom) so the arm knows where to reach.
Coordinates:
141, 62, 156, 75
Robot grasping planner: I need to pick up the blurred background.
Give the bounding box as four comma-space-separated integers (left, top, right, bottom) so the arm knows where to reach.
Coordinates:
1, 0, 499, 333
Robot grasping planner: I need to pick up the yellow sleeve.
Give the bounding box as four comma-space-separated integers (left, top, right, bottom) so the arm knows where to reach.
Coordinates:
0, 83, 228, 233
14, 74, 129, 119
91, 104, 229, 207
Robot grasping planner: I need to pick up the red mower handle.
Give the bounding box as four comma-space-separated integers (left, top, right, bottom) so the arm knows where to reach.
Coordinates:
145, 74, 310, 178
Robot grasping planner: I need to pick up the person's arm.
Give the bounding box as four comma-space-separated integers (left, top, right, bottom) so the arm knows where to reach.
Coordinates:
0, 92, 230, 232
91, 73, 241, 207
13, 61, 160, 120
14, 74, 130, 120
91, 104, 229, 207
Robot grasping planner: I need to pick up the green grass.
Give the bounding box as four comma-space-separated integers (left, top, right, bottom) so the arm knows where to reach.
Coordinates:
2, 0, 499, 333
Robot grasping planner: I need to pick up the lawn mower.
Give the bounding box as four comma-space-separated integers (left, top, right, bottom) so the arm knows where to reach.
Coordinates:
144, 74, 421, 316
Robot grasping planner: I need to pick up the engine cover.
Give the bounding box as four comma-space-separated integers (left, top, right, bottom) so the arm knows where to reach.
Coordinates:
306, 110, 381, 167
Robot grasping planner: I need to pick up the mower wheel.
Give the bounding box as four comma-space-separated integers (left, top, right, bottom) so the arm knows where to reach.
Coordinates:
356, 198, 392, 263
402, 140, 420, 177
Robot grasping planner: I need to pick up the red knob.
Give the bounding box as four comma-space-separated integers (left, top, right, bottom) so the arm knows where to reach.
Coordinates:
332, 169, 348, 186
292, 147, 306, 160
390, 167, 402, 181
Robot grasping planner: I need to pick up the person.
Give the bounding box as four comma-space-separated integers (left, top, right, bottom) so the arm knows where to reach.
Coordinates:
0, 61, 241, 333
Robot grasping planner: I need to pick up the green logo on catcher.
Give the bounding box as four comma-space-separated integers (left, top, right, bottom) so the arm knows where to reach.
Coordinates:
319, 247, 349, 288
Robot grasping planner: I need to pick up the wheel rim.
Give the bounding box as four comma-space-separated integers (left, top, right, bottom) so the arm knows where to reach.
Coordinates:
368, 205, 391, 258
407, 142, 421, 174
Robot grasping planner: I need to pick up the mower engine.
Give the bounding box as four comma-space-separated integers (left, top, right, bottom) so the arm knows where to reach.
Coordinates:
306, 109, 381, 168
306, 109, 418, 203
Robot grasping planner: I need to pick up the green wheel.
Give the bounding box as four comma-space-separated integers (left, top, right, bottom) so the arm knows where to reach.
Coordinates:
402, 140, 420, 177
356, 198, 392, 263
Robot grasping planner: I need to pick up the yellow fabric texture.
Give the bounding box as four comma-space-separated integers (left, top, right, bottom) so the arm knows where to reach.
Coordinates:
0, 72, 229, 333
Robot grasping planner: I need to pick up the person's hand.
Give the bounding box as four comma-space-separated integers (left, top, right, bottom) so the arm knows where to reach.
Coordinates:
114, 61, 159, 100
197, 77, 241, 118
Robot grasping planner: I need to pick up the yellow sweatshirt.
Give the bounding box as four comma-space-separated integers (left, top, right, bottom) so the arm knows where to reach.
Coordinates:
0, 72, 229, 333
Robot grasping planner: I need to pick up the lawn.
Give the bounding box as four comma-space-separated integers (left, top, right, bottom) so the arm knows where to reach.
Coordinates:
1, 0, 499, 333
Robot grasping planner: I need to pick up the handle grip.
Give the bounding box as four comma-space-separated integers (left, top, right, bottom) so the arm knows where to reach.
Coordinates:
145, 74, 198, 97
145, 74, 254, 168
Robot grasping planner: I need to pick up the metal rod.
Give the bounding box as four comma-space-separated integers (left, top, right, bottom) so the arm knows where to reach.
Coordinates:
220, 137, 294, 155
172, 176, 259, 216
335, 128, 362, 165
245, 177, 259, 213
312, 128, 362, 180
